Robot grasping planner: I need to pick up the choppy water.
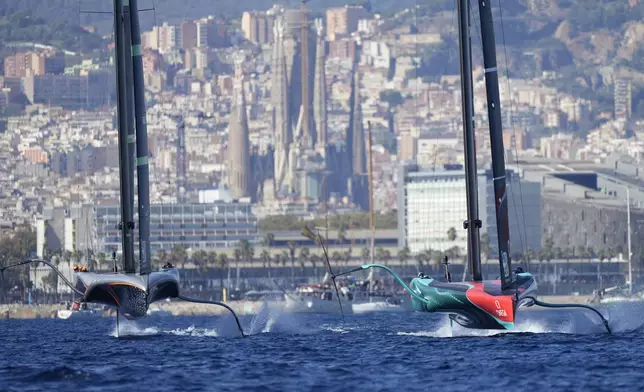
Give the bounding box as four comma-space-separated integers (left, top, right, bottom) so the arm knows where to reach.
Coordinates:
2, 302, 644, 391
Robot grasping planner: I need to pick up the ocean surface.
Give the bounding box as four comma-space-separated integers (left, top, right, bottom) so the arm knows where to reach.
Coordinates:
2, 302, 644, 392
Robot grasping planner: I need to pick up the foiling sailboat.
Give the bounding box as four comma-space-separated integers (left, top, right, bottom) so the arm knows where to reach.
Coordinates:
319, 0, 611, 333
0, 0, 243, 337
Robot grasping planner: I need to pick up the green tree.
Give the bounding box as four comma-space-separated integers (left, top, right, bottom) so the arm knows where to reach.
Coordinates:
238, 239, 254, 265
288, 241, 297, 280
398, 245, 411, 270
379, 90, 404, 108
447, 227, 457, 242
414, 253, 425, 273
361, 247, 371, 263
332, 251, 343, 267
207, 251, 218, 279
192, 250, 208, 274
310, 254, 320, 280
169, 245, 187, 269
298, 247, 310, 275
375, 247, 386, 263
216, 253, 229, 292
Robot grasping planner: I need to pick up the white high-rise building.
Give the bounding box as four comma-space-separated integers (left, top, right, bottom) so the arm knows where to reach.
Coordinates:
397, 164, 541, 257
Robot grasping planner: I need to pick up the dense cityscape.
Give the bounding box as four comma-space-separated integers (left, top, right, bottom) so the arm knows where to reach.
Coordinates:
0, 0, 643, 300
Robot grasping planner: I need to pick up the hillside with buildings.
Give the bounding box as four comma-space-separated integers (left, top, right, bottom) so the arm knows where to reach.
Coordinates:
0, 1, 643, 299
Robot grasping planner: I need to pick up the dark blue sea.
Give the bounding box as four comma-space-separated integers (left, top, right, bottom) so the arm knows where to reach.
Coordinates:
2, 303, 644, 392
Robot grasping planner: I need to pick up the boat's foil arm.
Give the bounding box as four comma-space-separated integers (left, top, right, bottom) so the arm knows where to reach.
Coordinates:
527, 296, 611, 334
177, 295, 245, 337
0, 258, 86, 299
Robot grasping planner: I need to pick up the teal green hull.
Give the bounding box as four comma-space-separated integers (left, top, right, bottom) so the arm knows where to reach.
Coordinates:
408, 273, 538, 330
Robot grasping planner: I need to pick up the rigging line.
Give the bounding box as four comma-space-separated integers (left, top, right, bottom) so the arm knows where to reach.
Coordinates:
468, 0, 527, 264
497, 0, 530, 271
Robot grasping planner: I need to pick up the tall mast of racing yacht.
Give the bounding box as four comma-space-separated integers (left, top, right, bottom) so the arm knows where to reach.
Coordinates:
113, 0, 136, 273
456, 0, 482, 281
476, 0, 513, 288
627, 186, 633, 294
122, 0, 137, 258
128, 0, 152, 276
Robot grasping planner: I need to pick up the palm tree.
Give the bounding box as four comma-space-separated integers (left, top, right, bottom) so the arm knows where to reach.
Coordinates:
263, 233, 275, 249
382, 249, 391, 265
192, 250, 208, 275
233, 248, 242, 288
432, 250, 443, 269
273, 254, 282, 277
298, 247, 310, 276
397, 245, 410, 272
288, 241, 297, 280
332, 251, 342, 267
361, 247, 370, 263
207, 251, 218, 288
343, 249, 352, 267
447, 227, 457, 242
414, 253, 425, 273
374, 246, 385, 263
310, 254, 320, 279
445, 246, 461, 266
169, 245, 187, 269
239, 239, 254, 265
216, 253, 229, 295
337, 226, 347, 249
260, 250, 271, 269
280, 250, 289, 275
260, 250, 271, 277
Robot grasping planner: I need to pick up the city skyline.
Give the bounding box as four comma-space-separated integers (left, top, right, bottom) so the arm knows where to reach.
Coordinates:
0, 1, 642, 264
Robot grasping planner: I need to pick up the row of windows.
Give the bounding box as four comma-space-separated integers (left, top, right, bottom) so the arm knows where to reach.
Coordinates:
96, 205, 252, 216
102, 233, 256, 243
98, 217, 257, 225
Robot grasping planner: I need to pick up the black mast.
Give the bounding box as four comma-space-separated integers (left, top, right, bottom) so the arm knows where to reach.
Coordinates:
477, 0, 512, 288
457, 0, 482, 281
113, 0, 136, 274
127, 0, 152, 276
123, 1, 137, 253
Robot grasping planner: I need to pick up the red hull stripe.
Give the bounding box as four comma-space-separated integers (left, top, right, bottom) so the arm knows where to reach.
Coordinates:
465, 287, 515, 323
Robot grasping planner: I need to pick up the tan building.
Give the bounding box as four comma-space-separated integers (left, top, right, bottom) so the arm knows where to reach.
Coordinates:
241, 11, 274, 44
398, 132, 417, 162
181, 20, 198, 50
24, 147, 49, 164
328, 38, 358, 60
142, 50, 163, 74
3, 51, 64, 78
326, 5, 371, 41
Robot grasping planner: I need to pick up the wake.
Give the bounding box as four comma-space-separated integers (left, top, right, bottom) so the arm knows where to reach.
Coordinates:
110, 301, 316, 338
396, 302, 644, 338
